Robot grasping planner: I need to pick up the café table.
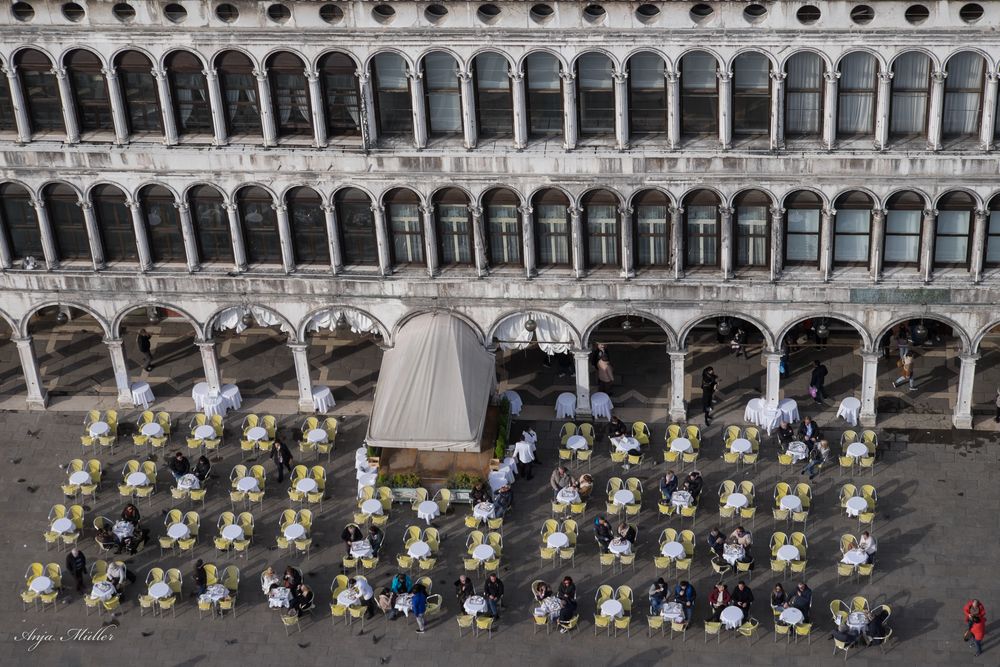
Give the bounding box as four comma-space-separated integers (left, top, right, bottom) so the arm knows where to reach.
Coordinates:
178, 474, 200, 490
670, 491, 692, 509
613, 489, 635, 507
221, 524, 244, 541
193, 425, 216, 440
407, 541, 431, 559
246, 426, 268, 442
780, 495, 802, 512
29, 576, 53, 594
89, 421, 110, 438
661, 541, 685, 559
546, 532, 569, 549
149, 581, 172, 599
786, 441, 809, 462
360, 499, 383, 516
842, 549, 867, 566
661, 602, 685, 623
140, 422, 164, 438
90, 581, 116, 601
730, 439, 752, 455
776, 544, 800, 562
565, 435, 588, 451
779, 607, 804, 626
670, 437, 693, 453
416, 500, 440, 525
167, 523, 190, 540
306, 428, 328, 444
283, 523, 306, 540
555, 393, 576, 419
473, 502, 494, 521
295, 478, 318, 494
845, 496, 868, 518
846, 442, 868, 459
69, 470, 91, 486
720, 605, 744, 630
471, 544, 495, 562
127, 472, 149, 487
725, 493, 749, 509
600, 599, 624, 618
723, 544, 744, 566
236, 477, 259, 492
837, 397, 862, 426
464, 595, 488, 615
556, 488, 580, 504
51, 517, 75, 534
608, 538, 631, 555
612, 437, 640, 453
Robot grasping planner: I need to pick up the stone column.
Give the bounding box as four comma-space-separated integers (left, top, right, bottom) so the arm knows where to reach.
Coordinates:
613, 69, 629, 150
224, 202, 248, 271
52, 67, 80, 143
271, 203, 296, 274
253, 68, 278, 147
151, 66, 179, 145
717, 69, 732, 149
869, 208, 886, 282
560, 69, 577, 150
322, 204, 342, 274
31, 199, 59, 270
105, 338, 134, 407
3, 64, 33, 143
719, 205, 734, 280
920, 208, 937, 283
822, 70, 840, 150
356, 70, 377, 148
370, 203, 392, 276
619, 206, 634, 278
78, 201, 105, 270
173, 201, 201, 272
769, 71, 786, 150
519, 205, 536, 278
572, 349, 592, 417
289, 342, 315, 412
468, 205, 488, 277
671, 205, 684, 279
126, 199, 154, 271
769, 205, 784, 281
569, 205, 584, 278
305, 69, 327, 148
406, 67, 428, 149
458, 70, 477, 149
820, 207, 835, 281
203, 68, 229, 146
509, 67, 528, 150
980, 72, 998, 151
197, 340, 222, 394
763, 351, 782, 408
874, 71, 893, 150
927, 70, 947, 151
666, 70, 680, 150
859, 350, 879, 427
420, 204, 438, 277
668, 349, 687, 422
101, 66, 131, 145
13, 336, 47, 409
0, 224, 11, 268
970, 208, 988, 283
952, 353, 979, 429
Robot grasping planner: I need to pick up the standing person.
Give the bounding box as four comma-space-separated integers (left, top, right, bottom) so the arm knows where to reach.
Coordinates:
995, 388, 1000, 423
269, 437, 293, 483
412, 583, 428, 634
193, 559, 208, 596
964, 599, 986, 656
731, 327, 748, 358
895, 325, 910, 360
596, 352, 614, 393
137, 328, 154, 372
809, 360, 829, 404
513, 436, 535, 480
65, 547, 87, 594
484, 573, 504, 619
701, 367, 719, 426
893, 352, 917, 391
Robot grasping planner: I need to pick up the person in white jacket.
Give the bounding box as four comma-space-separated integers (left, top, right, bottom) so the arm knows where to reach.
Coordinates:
858, 531, 877, 563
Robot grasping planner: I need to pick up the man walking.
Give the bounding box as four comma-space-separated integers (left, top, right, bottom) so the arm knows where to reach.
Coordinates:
701, 367, 719, 426
513, 436, 535, 480
270, 437, 293, 483
809, 360, 828, 404
137, 329, 154, 372
892, 352, 916, 391
65, 547, 87, 593
412, 583, 428, 633
964, 598, 986, 656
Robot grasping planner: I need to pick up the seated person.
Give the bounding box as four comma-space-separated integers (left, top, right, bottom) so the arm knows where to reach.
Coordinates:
684, 471, 704, 502
283, 566, 302, 589
731, 581, 753, 615
858, 531, 877, 563
770, 583, 787, 614
557, 576, 576, 602
798, 417, 820, 447
290, 583, 314, 616
615, 521, 637, 543
608, 415, 627, 438
389, 572, 412, 606
261, 566, 280, 593
659, 471, 679, 501
454, 575, 475, 605
706, 527, 726, 558
864, 607, 889, 644
493, 485, 513, 518
549, 465, 575, 497
776, 421, 795, 447
470, 482, 492, 505
557, 597, 578, 633
194, 455, 211, 482
106, 560, 134, 592
801, 439, 831, 480
577, 474, 594, 499
708, 583, 731, 622
168, 452, 190, 484
122, 526, 150, 556
533, 581, 553, 602
649, 578, 668, 615
831, 623, 861, 646
786, 582, 812, 622
728, 526, 753, 549
341, 524, 364, 550
96, 526, 120, 553
377, 587, 394, 614
367, 525, 384, 557
673, 580, 696, 623
121, 504, 141, 526
594, 517, 614, 551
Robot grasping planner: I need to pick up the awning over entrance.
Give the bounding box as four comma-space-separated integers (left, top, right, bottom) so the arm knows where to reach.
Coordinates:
367, 312, 495, 452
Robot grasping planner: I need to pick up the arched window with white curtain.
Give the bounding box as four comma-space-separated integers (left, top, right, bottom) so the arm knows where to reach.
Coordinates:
632, 189, 669, 268
166, 50, 212, 136
783, 190, 822, 266
473, 53, 513, 139
0, 183, 43, 261
139, 185, 185, 264
216, 51, 261, 138
433, 188, 473, 266
987, 195, 1000, 266
65, 49, 114, 134
267, 52, 312, 138
935, 191, 975, 267
943, 52, 985, 139
627, 52, 667, 137
732, 53, 770, 137
884, 191, 924, 265
187, 185, 232, 264
372, 53, 412, 137
92, 184, 137, 263
115, 51, 163, 136
483, 188, 521, 266
236, 186, 281, 265
422, 52, 462, 137
837, 52, 878, 137
16, 49, 64, 134
385, 188, 424, 266
889, 52, 930, 139
680, 51, 719, 137
576, 53, 615, 137
319, 53, 361, 138
683, 189, 720, 267
734, 190, 769, 267
334, 188, 378, 266
582, 190, 619, 268
532, 189, 571, 267
286, 186, 327, 265
524, 52, 563, 138
833, 191, 873, 266
784, 52, 823, 139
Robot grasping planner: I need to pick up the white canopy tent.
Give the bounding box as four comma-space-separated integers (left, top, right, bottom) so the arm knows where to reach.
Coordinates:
367, 312, 496, 452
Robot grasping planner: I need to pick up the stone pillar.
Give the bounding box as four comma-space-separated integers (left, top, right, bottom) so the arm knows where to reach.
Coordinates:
869, 208, 886, 282
3, 64, 33, 143
569, 205, 584, 278
509, 67, 528, 150
101, 67, 131, 145
668, 349, 687, 422
289, 342, 315, 412
126, 199, 154, 271
420, 204, 438, 277
253, 68, 278, 147
560, 69, 577, 150
458, 70, 477, 149
927, 70, 947, 151
370, 204, 392, 276
719, 205, 734, 280
469, 204, 488, 277
572, 349, 592, 417
406, 67, 428, 149
13, 336, 47, 409
763, 351, 782, 408
78, 201, 105, 270
859, 350, 879, 426
820, 207, 835, 281
173, 201, 201, 272
0, 224, 11, 268
671, 205, 684, 279
322, 204, 342, 274
52, 67, 80, 143
305, 69, 327, 148
31, 199, 59, 270
953, 353, 979, 429
874, 71, 893, 150
769, 206, 784, 282
151, 66, 179, 145
613, 69, 629, 150
519, 205, 536, 278
224, 202, 248, 271
666, 71, 680, 150
717, 69, 732, 149
619, 206, 634, 278
105, 338, 134, 407
356, 70, 377, 148
769, 71, 786, 150
822, 70, 840, 150
271, 203, 296, 274
980, 72, 998, 151
203, 68, 229, 146
920, 208, 937, 283
197, 340, 221, 394
971, 208, 988, 283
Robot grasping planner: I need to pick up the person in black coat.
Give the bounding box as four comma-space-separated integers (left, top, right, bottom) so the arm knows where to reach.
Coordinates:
137, 329, 153, 372
168, 452, 190, 483
701, 367, 719, 425
484, 573, 504, 618
470, 482, 492, 505
65, 547, 87, 593
367, 525, 384, 557
731, 581, 754, 615
594, 516, 614, 552
798, 417, 821, 448
290, 584, 314, 616
809, 360, 829, 403
194, 455, 211, 482
194, 559, 208, 595
341, 523, 364, 550
454, 575, 475, 605
269, 438, 293, 483
557, 576, 576, 602
684, 471, 704, 503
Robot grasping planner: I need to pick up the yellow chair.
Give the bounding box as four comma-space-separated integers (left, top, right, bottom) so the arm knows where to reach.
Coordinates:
558, 422, 576, 445
598, 552, 615, 573
533, 613, 550, 635
457, 614, 475, 636
774, 622, 792, 643
632, 421, 650, 446
704, 621, 722, 643
330, 603, 348, 625
475, 615, 496, 638
670, 620, 687, 641
593, 613, 612, 636
613, 616, 631, 637
737, 617, 759, 643
794, 622, 812, 644
281, 614, 301, 635
157, 595, 177, 617
578, 423, 595, 446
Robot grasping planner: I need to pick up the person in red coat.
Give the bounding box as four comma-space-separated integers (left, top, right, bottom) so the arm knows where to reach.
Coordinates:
964, 599, 986, 656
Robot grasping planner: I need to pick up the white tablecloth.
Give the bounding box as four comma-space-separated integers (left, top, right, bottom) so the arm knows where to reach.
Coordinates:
566, 435, 588, 451
90, 581, 116, 601
837, 397, 862, 426
661, 541, 685, 558
722, 544, 744, 566
296, 478, 318, 493
350, 540, 373, 558
472, 544, 495, 561
488, 471, 510, 492
311, 385, 335, 413
167, 523, 190, 539
555, 392, 576, 419
730, 439, 752, 455
89, 421, 110, 437
502, 390, 522, 416
201, 583, 229, 603
394, 593, 414, 616
194, 425, 216, 440
51, 517, 74, 534
463, 595, 488, 615
141, 422, 163, 437
112, 521, 134, 540
535, 596, 562, 619
357, 472, 377, 492
608, 538, 631, 555
221, 384, 242, 411
29, 576, 53, 594
845, 496, 868, 517
779, 607, 803, 625
600, 599, 624, 618
786, 441, 809, 462
269, 586, 292, 608
221, 524, 244, 541
779, 495, 802, 512
283, 523, 306, 540
69, 470, 91, 485
778, 398, 800, 423
590, 392, 613, 419
847, 611, 868, 631
337, 590, 361, 607
661, 602, 685, 623
720, 605, 744, 629
842, 549, 867, 565
613, 489, 635, 506
670, 491, 692, 509
407, 541, 431, 559
669, 437, 692, 453
361, 498, 383, 516
131, 381, 155, 410
725, 492, 748, 509
556, 488, 580, 504
473, 502, 495, 520
192, 383, 225, 417
246, 427, 268, 441
546, 532, 569, 549
846, 442, 868, 459
178, 474, 200, 490
306, 428, 328, 444
416, 501, 440, 525
776, 544, 800, 562
761, 407, 783, 434
612, 436, 640, 453
149, 581, 171, 599
236, 477, 259, 492
743, 399, 765, 425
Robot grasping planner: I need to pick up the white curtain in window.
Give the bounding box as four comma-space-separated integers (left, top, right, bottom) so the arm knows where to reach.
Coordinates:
586, 204, 617, 265
736, 205, 768, 265
537, 204, 569, 264
838, 53, 877, 135
682, 52, 717, 90
786, 53, 823, 135
295, 83, 309, 123
390, 203, 422, 262
438, 205, 471, 264
578, 54, 613, 89
834, 210, 871, 262
786, 209, 820, 261
476, 54, 509, 88
686, 205, 717, 265
488, 205, 520, 264
306, 308, 379, 335
884, 210, 921, 262
944, 53, 984, 136
225, 87, 240, 119
890, 53, 930, 135
636, 205, 668, 265
494, 312, 572, 354
935, 210, 971, 263
214, 305, 292, 334
630, 53, 664, 88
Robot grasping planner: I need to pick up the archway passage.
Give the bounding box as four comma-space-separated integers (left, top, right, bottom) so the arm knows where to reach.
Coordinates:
118, 306, 200, 396
587, 315, 671, 407
974, 323, 1000, 426
874, 319, 960, 415
492, 312, 576, 406
0, 316, 25, 398
29, 306, 112, 397
780, 317, 864, 409
305, 309, 384, 406
212, 307, 298, 399
684, 316, 766, 420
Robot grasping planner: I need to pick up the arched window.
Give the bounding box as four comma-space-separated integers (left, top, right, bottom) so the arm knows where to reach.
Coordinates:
943, 52, 985, 138
371, 53, 412, 136
286, 187, 327, 266
784, 190, 822, 266
16, 49, 64, 134
267, 52, 311, 138
434, 188, 473, 266
884, 191, 924, 265
632, 189, 669, 267
483, 188, 521, 266
628, 53, 667, 136
115, 51, 163, 135
0, 64, 17, 132
139, 185, 184, 263
935, 191, 975, 267
577, 53, 614, 137
732, 53, 770, 136
187, 185, 232, 264
385, 189, 424, 265
734, 190, 770, 267
216, 51, 261, 137
423, 53, 462, 136
166, 51, 212, 135
837, 53, 878, 137
784, 52, 823, 139
318, 53, 361, 137
987, 195, 1000, 266
0, 183, 43, 260
532, 189, 570, 267
582, 190, 619, 268
683, 189, 720, 267
680, 52, 718, 136
473, 53, 513, 139
524, 52, 563, 137
43, 184, 90, 261
236, 186, 281, 264
65, 50, 113, 133
889, 52, 930, 138
91, 184, 136, 263
334, 188, 377, 266
833, 191, 873, 266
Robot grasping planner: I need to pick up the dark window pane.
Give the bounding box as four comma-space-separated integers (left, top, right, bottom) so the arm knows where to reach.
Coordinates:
320, 54, 361, 136
475, 54, 512, 138
0, 76, 16, 131
335, 188, 377, 265
67, 52, 113, 133
141, 187, 185, 263
577, 53, 614, 136
45, 186, 91, 260
733, 54, 770, 136
424, 53, 461, 135
188, 186, 233, 263
0, 185, 43, 259
218, 52, 261, 136
238, 188, 281, 264
269, 54, 311, 137
681, 52, 719, 136
373, 53, 412, 136
120, 68, 162, 134
629, 53, 667, 135
785, 53, 823, 138
18, 50, 65, 133
167, 51, 213, 134
92, 186, 137, 263
526, 53, 562, 136
288, 189, 327, 265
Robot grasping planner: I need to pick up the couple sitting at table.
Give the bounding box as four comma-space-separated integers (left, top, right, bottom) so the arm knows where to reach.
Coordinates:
707, 581, 753, 620
341, 523, 383, 557
594, 516, 636, 552
380, 572, 413, 619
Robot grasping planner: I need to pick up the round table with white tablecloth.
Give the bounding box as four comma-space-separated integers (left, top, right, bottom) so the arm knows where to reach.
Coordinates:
89, 421, 110, 437
112, 520, 134, 540
847, 611, 868, 631
51, 517, 74, 534
221, 524, 244, 541
221, 384, 242, 411
546, 532, 569, 549
730, 439, 752, 455
565, 435, 588, 451
192, 383, 225, 417
743, 398, 766, 425
669, 437, 692, 453
612, 436, 640, 453
393, 593, 414, 616
837, 397, 862, 426
178, 474, 199, 490
167, 523, 190, 539
417, 500, 440, 525
269, 586, 292, 608
535, 595, 562, 620
283, 523, 306, 540
194, 425, 216, 440
311, 385, 335, 413
463, 595, 488, 615
29, 576, 53, 594
295, 478, 318, 494
725, 492, 748, 509
360, 499, 383, 516
306, 428, 328, 444
357, 473, 377, 494
236, 476, 259, 492
779, 495, 802, 512
472, 544, 495, 561
670, 491, 693, 509
661, 601, 685, 623
140, 422, 164, 438
786, 441, 809, 462
201, 583, 229, 603
776, 544, 800, 562
148, 581, 172, 599
407, 541, 431, 559
608, 538, 631, 555
842, 549, 867, 566
90, 581, 116, 601
69, 470, 91, 486
487, 471, 510, 493
473, 502, 494, 521
600, 599, 624, 618
846, 442, 868, 459
502, 390, 522, 416
779, 607, 804, 626
337, 589, 361, 607
720, 605, 744, 629
845, 496, 868, 517
556, 487, 580, 505
131, 381, 155, 410
246, 426, 268, 442
722, 544, 744, 566
613, 489, 635, 506
350, 540, 373, 558
590, 392, 613, 419
355, 447, 370, 467
661, 541, 685, 559
555, 392, 577, 419
778, 398, 800, 423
